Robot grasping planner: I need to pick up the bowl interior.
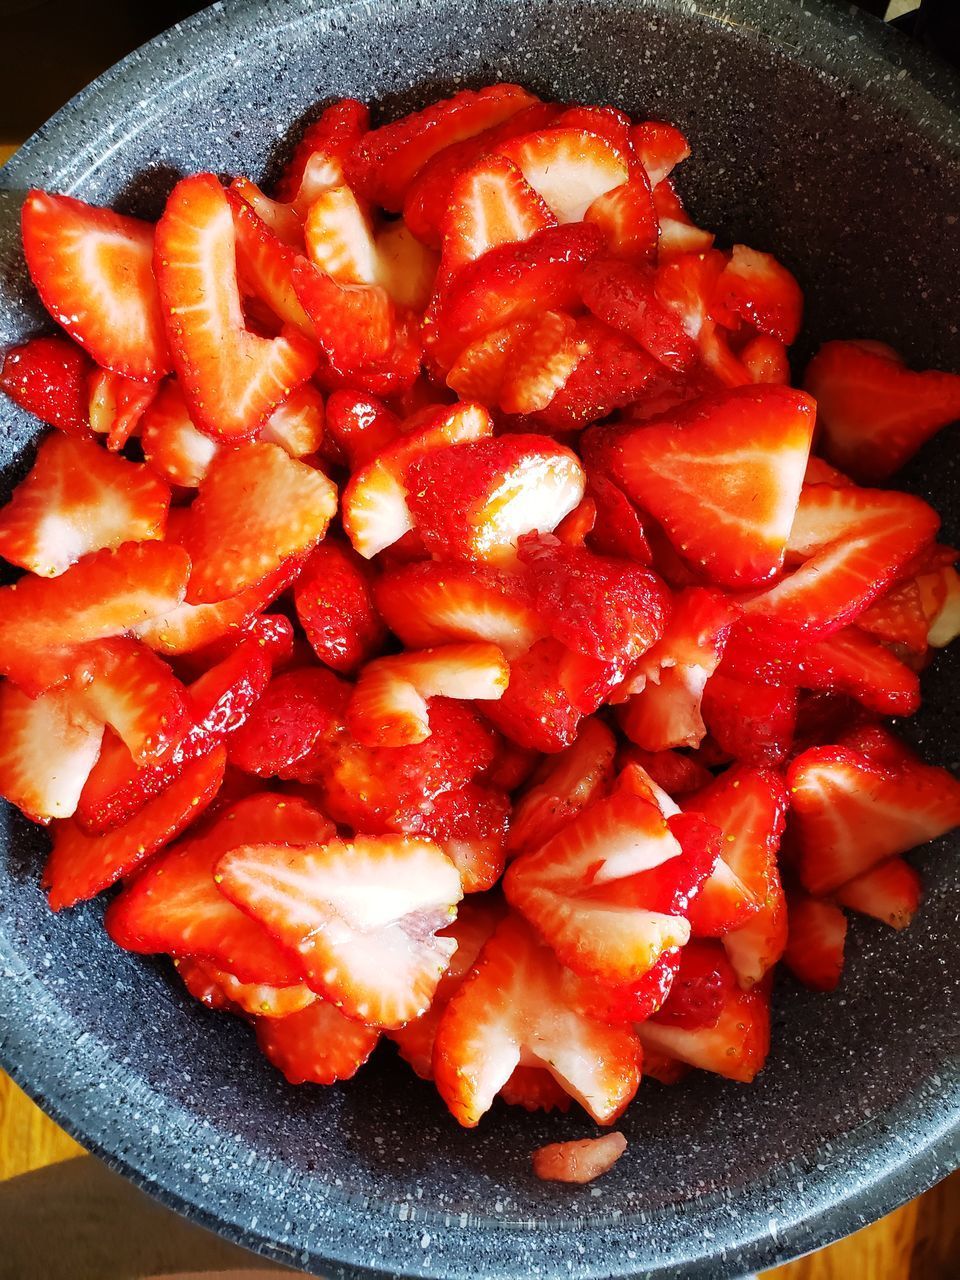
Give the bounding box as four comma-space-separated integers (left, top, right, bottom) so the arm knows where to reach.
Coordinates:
1, 2, 959, 1278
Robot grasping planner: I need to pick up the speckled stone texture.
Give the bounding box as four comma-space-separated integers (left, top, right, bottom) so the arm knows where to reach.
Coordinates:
0, 1, 958, 1276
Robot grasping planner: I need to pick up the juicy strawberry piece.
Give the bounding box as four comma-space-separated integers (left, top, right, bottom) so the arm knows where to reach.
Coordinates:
348, 643, 509, 747
638, 949, 771, 1082
405, 434, 585, 564
293, 541, 385, 674
642, 1048, 690, 1085
581, 258, 698, 372
178, 442, 336, 604
496, 127, 630, 224
783, 893, 847, 992
275, 98, 371, 204
584, 175, 658, 265
498, 311, 584, 415
259, 384, 326, 458
0, 683, 103, 823
140, 379, 219, 487
584, 471, 653, 563
155, 174, 317, 440
804, 340, 960, 482
652, 248, 727, 340
652, 940, 734, 1031
440, 155, 556, 282
76, 634, 272, 833
700, 672, 797, 767
375, 559, 543, 659
484, 740, 539, 792
0, 335, 93, 435
304, 185, 379, 284
617, 746, 712, 799
500, 1067, 574, 1113
255, 998, 380, 1084
174, 957, 240, 1012
87, 368, 157, 450
229, 175, 304, 248
804, 455, 854, 487
43, 747, 226, 910
106, 792, 332, 984
631, 121, 691, 188
571, 948, 681, 1026
740, 334, 791, 385
532, 1132, 627, 1184
22, 190, 170, 380
0, 541, 190, 695
217, 834, 462, 1028
228, 668, 350, 778
554, 496, 597, 547
834, 856, 922, 930
788, 742, 960, 894
518, 535, 669, 666
227, 187, 315, 334
857, 576, 930, 654
445, 321, 533, 403
605, 385, 815, 587
415, 783, 510, 893
324, 389, 401, 469
433, 912, 641, 1127
343, 401, 493, 558
375, 221, 439, 310
0, 433, 170, 578
175, 612, 295, 679
177, 958, 316, 1019
714, 245, 804, 344
651, 179, 715, 257
507, 718, 617, 857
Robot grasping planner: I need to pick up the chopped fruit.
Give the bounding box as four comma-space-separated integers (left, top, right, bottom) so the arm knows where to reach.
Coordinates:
617, 746, 712, 799
375, 222, 439, 310
229, 175, 304, 248
405, 434, 585, 564
433, 913, 641, 1127
834, 857, 922, 930
0, 433, 170, 577
22, 190, 170, 380
652, 940, 733, 1030
106, 792, 333, 984
0, 683, 103, 823
445, 321, 531, 403
228, 668, 350, 778
584, 176, 658, 265
484, 740, 539, 792
741, 334, 791, 385
440, 155, 556, 281
581, 258, 698, 372
857, 576, 931, 654
43, 747, 226, 910
603, 385, 816, 587
155, 174, 317, 440
642, 1048, 690, 1085
714, 245, 804, 344
498, 311, 583, 415
177, 959, 316, 1019
783, 894, 847, 992
304, 186, 379, 283
0, 335, 93, 435
532, 1132, 627, 1184
375, 560, 544, 659
417, 783, 511, 892
652, 179, 715, 257
631, 121, 691, 187
804, 340, 960, 482
178, 442, 336, 604
497, 127, 630, 224
255, 999, 380, 1084
87, 368, 157, 450
481, 638, 595, 753
259, 384, 326, 458
572, 948, 681, 1025
227, 187, 315, 335
700, 673, 798, 766
348, 643, 509, 747
500, 1067, 573, 1112
275, 98, 371, 205
294, 542, 385, 674
324, 389, 401, 468
141, 379, 219, 487
216, 833, 463, 1029
788, 741, 960, 895
585, 471, 653, 564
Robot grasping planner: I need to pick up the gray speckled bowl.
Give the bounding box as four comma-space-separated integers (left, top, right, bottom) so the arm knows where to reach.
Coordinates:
1, 1, 959, 1276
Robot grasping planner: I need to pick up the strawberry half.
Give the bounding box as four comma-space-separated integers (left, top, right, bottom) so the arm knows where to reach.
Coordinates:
177, 442, 336, 604
0, 335, 93, 435
255, 999, 380, 1085
140, 378, 220, 487
0, 432, 170, 578
21, 190, 170, 381
216, 833, 463, 1028
432, 912, 641, 1127
155, 174, 318, 440
293, 541, 386, 675
0, 683, 103, 823
783, 893, 847, 992
228, 667, 350, 779
496, 126, 630, 224
834, 856, 922, 930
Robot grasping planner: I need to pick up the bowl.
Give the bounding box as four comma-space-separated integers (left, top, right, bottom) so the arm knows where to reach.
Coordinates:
1, 1, 959, 1277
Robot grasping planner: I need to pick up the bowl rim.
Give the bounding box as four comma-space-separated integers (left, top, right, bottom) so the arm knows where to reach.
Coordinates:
1, 1, 959, 1277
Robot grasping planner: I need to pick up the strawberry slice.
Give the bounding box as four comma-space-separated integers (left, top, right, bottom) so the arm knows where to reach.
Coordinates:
581, 258, 698, 372
833, 856, 922, 930
229, 176, 304, 248
700, 673, 797, 767
584, 175, 658, 265
259, 384, 326, 458
500, 1067, 574, 1114
275, 98, 371, 205
652, 179, 715, 258
616, 746, 712, 799
0, 541, 190, 695
292, 541, 385, 675
346, 84, 538, 210
571, 948, 681, 1026
788, 740, 960, 894
507, 718, 617, 857
713, 245, 804, 344
740, 334, 791, 385
0, 433, 170, 578
433, 912, 641, 1127
228, 668, 350, 778
155, 174, 318, 440
439, 155, 556, 283
177, 442, 336, 604
304, 185, 379, 284
324, 389, 401, 469
227, 187, 315, 335
22, 190, 170, 381
255, 999, 380, 1085
603, 385, 816, 587
804, 340, 960, 482
496, 126, 630, 224
498, 310, 584, 414
857, 575, 930, 655
0, 683, 103, 823
348, 643, 509, 747
106, 792, 334, 984
0, 335, 93, 435
650, 940, 734, 1031
140, 379, 219, 487
216, 833, 463, 1029
415, 783, 510, 893
405, 434, 585, 564
783, 893, 847, 992
536, 316, 662, 432
445, 320, 534, 404
43, 746, 226, 910
87, 368, 157, 450
532, 1133, 627, 1184
631, 121, 691, 188
484, 740, 539, 792
176, 958, 316, 1019
375, 560, 544, 659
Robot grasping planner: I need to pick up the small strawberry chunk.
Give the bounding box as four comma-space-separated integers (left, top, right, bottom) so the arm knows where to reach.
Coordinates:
584, 175, 658, 265
275, 98, 371, 206
498, 310, 584, 415
177, 959, 316, 1019
259, 384, 326, 458
0, 336, 93, 435
500, 1067, 573, 1113
0, 683, 103, 823
714, 245, 803, 344
581, 258, 698, 372
439, 155, 556, 283
532, 1132, 627, 1184
87, 368, 157, 451
631, 121, 691, 187
255, 999, 380, 1085
294, 541, 386, 674
617, 746, 712, 799
700, 672, 797, 767
228, 668, 351, 778
783, 893, 847, 992
141, 379, 219, 487
324, 389, 401, 469
414, 783, 511, 892
834, 857, 922, 930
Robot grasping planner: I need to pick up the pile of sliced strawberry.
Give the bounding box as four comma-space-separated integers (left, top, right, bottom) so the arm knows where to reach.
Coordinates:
1, 86, 959, 1147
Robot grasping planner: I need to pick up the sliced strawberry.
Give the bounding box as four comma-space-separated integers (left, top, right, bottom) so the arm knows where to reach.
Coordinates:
650, 940, 733, 1031
783, 893, 847, 992
228, 667, 350, 779
177, 958, 316, 1019
445, 320, 533, 404
788, 741, 960, 894
584, 175, 658, 265
500, 1067, 574, 1113
178, 442, 335, 604
0, 683, 103, 823
571, 948, 681, 1026
22, 190, 170, 380
227, 187, 315, 334
255, 998, 380, 1084
375, 559, 543, 659
414, 783, 510, 893
174, 957, 239, 1012
617, 666, 715, 753
700, 672, 797, 767
140, 379, 219, 487
275, 98, 371, 204
291, 542, 385, 675
484, 740, 540, 792
554, 496, 597, 548
532, 1133, 627, 1184
496, 126, 629, 224
616, 746, 712, 800
713, 245, 804, 344
87, 368, 157, 450
581, 258, 698, 372
375, 221, 439, 310
804, 340, 960, 481
106, 792, 333, 984
229, 175, 304, 248
740, 334, 791, 385
631, 121, 691, 188
292, 259, 393, 369
834, 856, 922, 930
440, 155, 555, 283
304, 185, 379, 283
925, 563, 960, 647
857, 576, 930, 654
0, 335, 93, 435
348, 643, 509, 747
433, 912, 641, 1127
259, 383, 326, 458
0, 541, 190, 695
498, 310, 584, 415
324, 389, 401, 469
405, 434, 585, 564
175, 611, 295, 680
584, 471, 653, 563
804, 455, 854, 487
652, 248, 727, 340
155, 174, 317, 440
43, 746, 226, 910
0, 432, 170, 578
642, 1048, 690, 1085
651, 179, 715, 257
216, 833, 462, 1029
